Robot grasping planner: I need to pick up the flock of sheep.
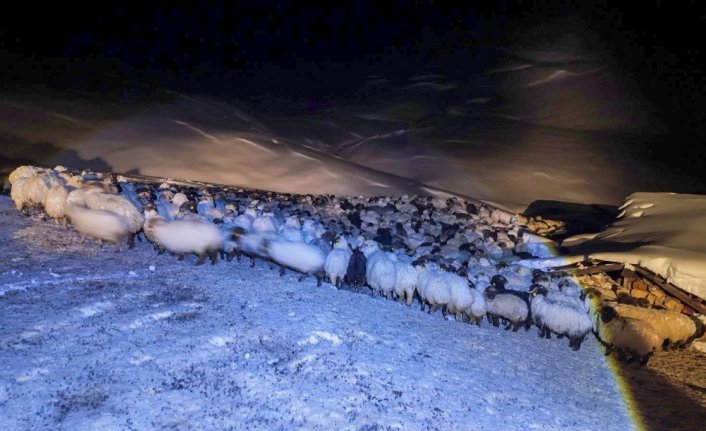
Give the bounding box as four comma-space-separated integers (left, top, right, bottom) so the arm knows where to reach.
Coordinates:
8, 165, 704, 365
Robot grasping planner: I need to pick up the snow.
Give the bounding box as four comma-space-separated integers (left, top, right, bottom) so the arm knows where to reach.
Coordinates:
562, 192, 706, 301
0, 196, 635, 429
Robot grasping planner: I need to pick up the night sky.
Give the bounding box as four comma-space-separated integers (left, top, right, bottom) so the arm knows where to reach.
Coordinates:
2, 2, 704, 96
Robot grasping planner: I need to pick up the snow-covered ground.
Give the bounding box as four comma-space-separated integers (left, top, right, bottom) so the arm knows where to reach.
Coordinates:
0, 195, 636, 430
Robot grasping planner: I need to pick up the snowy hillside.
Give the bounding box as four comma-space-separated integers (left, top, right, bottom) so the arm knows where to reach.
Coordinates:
562, 193, 706, 301
2, 19, 703, 213
0, 196, 636, 430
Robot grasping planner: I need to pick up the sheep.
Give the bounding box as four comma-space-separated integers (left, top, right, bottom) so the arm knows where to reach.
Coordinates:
66, 204, 130, 251
595, 306, 662, 365
11, 172, 64, 212
612, 303, 706, 350
528, 285, 593, 350
77, 184, 144, 248
445, 272, 486, 325
483, 286, 529, 331
143, 215, 223, 265
417, 267, 452, 316
39, 183, 69, 223
8, 165, 42, 184
233, 230, 277, 267
367, 253, 397, 299
392, 257, 419, 306
263, 238, 326, 285
344, 248, 367, 289
324, 237, 353, 288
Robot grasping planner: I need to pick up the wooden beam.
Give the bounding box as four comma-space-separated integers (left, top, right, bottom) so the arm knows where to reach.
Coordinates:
547, 261, 624, 276
634, 266, 706, 315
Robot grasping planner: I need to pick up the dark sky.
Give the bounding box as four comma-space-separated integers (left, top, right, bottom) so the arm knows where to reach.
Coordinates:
1, 1, 705, 126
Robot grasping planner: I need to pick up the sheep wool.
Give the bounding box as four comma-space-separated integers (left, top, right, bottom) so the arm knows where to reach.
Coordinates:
367, 252, 397, 299
325, 240, 353, 288
596, 306, 661, 365
144, 216, 223, 265
484, 287, 529, 331
613, 303, 704, 350
530, 286, 592, 350
67, 204, 130, 250
81, 188, 144, 248
43, 184, 69, 223
445, 272, 485, 325
9, 165, 42, 184
265, 239, 325, 275
392, 259, 419, 306
11, 173, 63, 211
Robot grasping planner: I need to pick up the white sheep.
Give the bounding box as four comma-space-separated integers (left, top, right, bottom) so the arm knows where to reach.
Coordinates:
392, 257, 419, 306
67, 204, 130, 251
11, 172, 64, 212
612, 303, 705, 350
445, 272, 486, 325
143, 215, 223, 265
368, 253, 397, 299
8, 165, 42, 184
264, 238, 326, 284
43, 184, 70, 224
529, 285, 593, 350
483, 286, 529, 331
253, 212, 280, 233
78, 184, 144, 248
324, 237, 352, 288
595, 306, 662, 365
417, 267, 452, 316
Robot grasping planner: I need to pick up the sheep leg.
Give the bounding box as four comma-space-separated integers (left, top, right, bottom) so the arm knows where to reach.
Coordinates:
226, 251, 235, 262
420, 300, 426, 312
503, 322, 512, 331
556, 334, 565, 339
475, 316, 482, 327
112, 241, 121, 252
430, 304, 437, 314
219, 250, 226, 260
316, 275, 322, 287
604, 345, 613, 356
208, 250, 218, 265
236, 250, 241, 262
486, 313, 493, 324
127, 233, 135, 249
279, 266, 286, 277
298, 274, 306, 282
195, 254, 206, 266
177, 254, 184, 261
491, 315, 500, 328
250, 256, 256, 267
441, 305, 448, 318
512, 322, 521, 332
